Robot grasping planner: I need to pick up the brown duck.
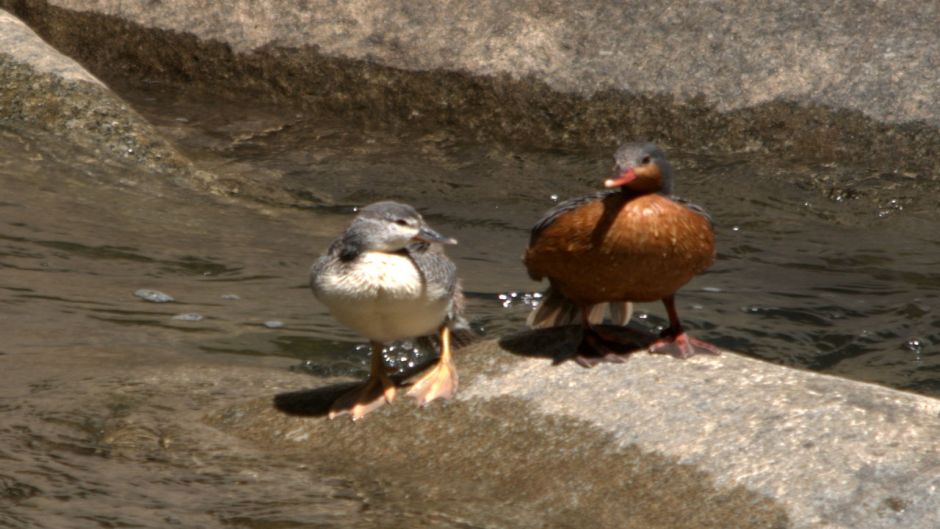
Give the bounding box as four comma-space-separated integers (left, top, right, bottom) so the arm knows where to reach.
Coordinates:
524, 142, 720, 365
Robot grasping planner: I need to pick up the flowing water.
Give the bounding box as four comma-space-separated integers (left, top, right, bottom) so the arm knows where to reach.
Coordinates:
2, 83, 940, 527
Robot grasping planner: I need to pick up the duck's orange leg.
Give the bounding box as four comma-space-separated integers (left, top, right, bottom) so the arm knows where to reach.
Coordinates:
407, 325, 458, 406
648, 295, 722, 359
329, 341, 397, 420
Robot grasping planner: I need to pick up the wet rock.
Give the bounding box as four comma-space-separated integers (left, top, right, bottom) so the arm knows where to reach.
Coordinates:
0, 9, 216, 188
171, 312, 203, 321
210, 329, 940, 529
5, 2, 940, 175
134, 289, 174, 303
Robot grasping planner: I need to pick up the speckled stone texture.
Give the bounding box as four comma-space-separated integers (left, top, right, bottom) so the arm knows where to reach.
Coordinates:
0, 9, 213, 185
22, 0, 940, 126
5, 1, 940, 175
216, 329, 940, 529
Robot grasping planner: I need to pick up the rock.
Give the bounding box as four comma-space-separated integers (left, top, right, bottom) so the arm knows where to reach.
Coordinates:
171, 312, 203, 321
134, 289, 174, 303
211, 328, 940, 529
5, 1, 940, 174
0, 9, 216, 188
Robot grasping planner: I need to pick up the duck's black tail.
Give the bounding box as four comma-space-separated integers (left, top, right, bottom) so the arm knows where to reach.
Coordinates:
526, 286, 632, 329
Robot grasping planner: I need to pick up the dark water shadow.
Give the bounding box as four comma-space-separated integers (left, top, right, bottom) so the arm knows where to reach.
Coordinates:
498, 325, 649, 365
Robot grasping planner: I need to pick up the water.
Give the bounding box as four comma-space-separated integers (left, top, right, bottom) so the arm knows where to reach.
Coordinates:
2, 84, 940, 526
122, 83, 940, 391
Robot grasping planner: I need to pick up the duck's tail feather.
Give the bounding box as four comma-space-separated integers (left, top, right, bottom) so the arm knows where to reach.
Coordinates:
526, 286, 633, 329
607, 301, 633, 326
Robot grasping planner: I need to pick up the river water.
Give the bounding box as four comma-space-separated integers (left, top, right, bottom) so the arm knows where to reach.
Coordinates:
2, 83, 939, 527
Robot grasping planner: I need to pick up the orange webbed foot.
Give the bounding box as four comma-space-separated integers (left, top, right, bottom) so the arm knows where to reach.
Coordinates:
408, 325, 458, 407
407, 358, 458, 407
328, 373, 397, 420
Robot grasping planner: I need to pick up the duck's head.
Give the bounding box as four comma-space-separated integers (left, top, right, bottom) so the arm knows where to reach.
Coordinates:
604, 143, 674, 195
345, 201, 457, 253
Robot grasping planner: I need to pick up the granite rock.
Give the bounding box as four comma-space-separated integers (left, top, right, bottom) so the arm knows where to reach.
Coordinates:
5, 1, 940, 175
0, 9, 216, 187
213, 329, 940, 529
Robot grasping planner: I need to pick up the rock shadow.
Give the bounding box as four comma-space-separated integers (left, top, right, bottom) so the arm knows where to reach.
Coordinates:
273, 359, 438, 417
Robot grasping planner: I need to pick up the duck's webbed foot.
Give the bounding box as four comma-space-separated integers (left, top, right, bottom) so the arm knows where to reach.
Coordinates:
407, 356, 458, 406
407, 325, 458, 407
329, 371, 398, 420
569, 326, 638, 368
648, 328, 722, 359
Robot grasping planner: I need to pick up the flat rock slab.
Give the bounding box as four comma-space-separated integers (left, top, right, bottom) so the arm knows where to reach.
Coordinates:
210, 327, 940, 529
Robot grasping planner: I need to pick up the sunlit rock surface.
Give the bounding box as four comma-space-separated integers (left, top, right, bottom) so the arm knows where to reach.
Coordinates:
0, 9, 212, 186
5, 1, 940, 174
215, 331, 940, 529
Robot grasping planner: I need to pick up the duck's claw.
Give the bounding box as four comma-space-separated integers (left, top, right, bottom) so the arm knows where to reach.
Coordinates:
649, 331, 721, 359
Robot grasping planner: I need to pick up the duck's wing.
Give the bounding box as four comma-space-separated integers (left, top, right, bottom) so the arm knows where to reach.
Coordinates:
529, 190, 616, 245
669, 195, 714, 227
408, 245, 478, 344
408, 243, 459, 300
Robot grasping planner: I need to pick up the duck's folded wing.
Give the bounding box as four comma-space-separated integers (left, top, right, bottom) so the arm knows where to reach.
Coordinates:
528, 190, 617, 244
669, 195, 714, 227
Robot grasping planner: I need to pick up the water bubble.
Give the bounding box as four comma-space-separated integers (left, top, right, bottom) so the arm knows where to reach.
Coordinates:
263, 320, 285, 329
876, 198, 904, 218
902, 337, 924, 354
221, 293, 241, 300
701, 286, 722, 293
497, 291, 544, 309
172, 313, 204, 321
731, 226, 741, 232
134, 289, 174, 303
550, 194, 559, 203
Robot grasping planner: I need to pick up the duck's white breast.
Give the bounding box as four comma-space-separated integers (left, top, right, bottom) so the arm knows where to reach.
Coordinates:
312, 252, 450, 342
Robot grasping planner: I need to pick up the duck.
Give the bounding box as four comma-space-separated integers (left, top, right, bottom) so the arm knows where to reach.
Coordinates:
523, 142, 720, 366
310, 201, 466, 419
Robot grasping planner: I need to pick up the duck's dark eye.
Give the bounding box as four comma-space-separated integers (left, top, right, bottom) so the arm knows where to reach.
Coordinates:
641, 156, 651, 165
394, 219, 409, 226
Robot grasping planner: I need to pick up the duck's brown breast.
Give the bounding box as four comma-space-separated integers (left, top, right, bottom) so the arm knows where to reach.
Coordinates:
524, 193, 714, 305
